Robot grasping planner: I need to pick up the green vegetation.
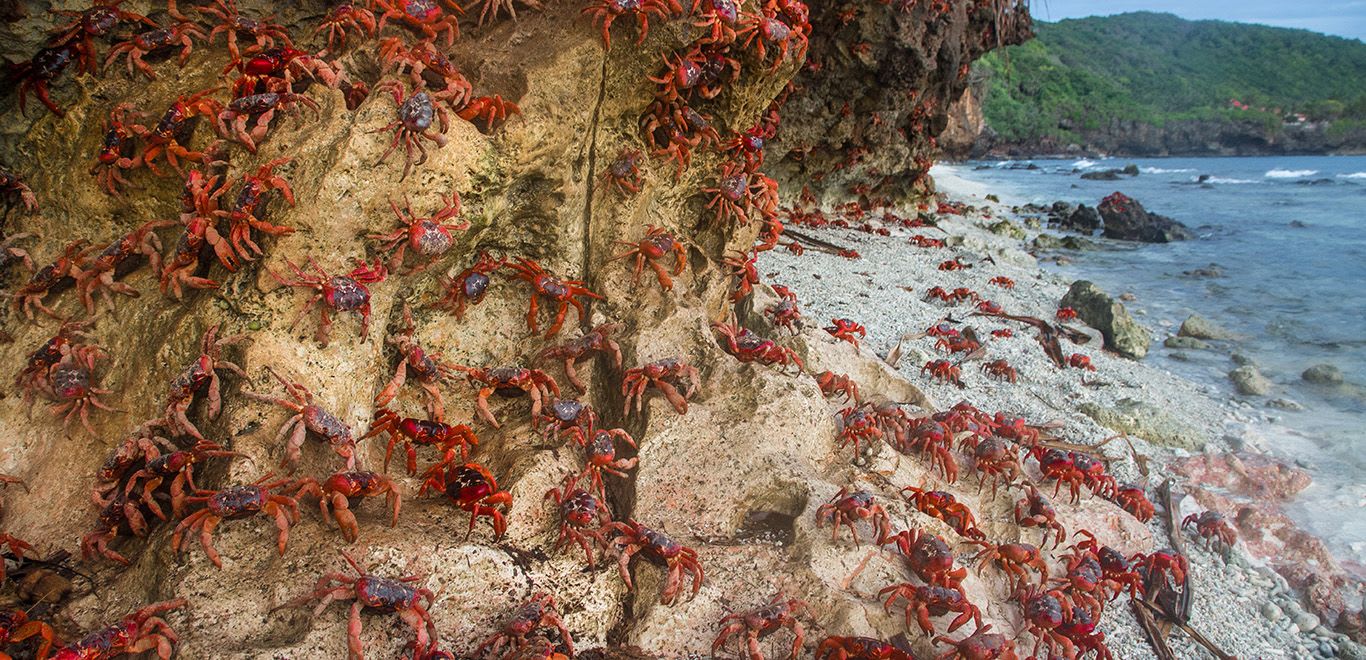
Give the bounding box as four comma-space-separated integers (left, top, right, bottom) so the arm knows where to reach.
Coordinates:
979, 12, 1366, 143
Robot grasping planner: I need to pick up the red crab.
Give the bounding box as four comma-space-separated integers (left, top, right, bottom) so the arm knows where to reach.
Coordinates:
825, 318, 866, 350
14, 324, 99, 403
920, 360, 963, 387
269, 256, 388, 346
372, 80, 449, 181
48, 599, 187, 660
879, 583, 980, 637
49, 0, 157, 74
816, 371, 859, 403
172, 473, 299, 568
10, 239, 88, 321
815, 637, 913, 660
105, 20, 206, 79
816, 487, 891, 546
433, 250, 504, 320
737, 11, 807, 71
990, 328, 1013, 339
294, 470, 401, 542
1066, 353, 1096, 371
723, 124, 770, 172
971, 541, 1048, 590
692, 0, 741, 43
376, 0, 464, 45
639, 97, 721, 176
582, 0, 676, 49
455, 94, 521, 132
537, 397, 597, 446
1013, 585, 1074, 658
1182, 511, 1237, 553
230, 46, 340, 94
765, 285, 802, 334
1071, 530, 1144, 600
9, 43, 80, 117
979, 359, 1017, 383
73, 220, 176, 313
1056, 306, 1078, 322
216, 91, 320, 153
836, 405, 883, 457
365, 408, 478, 475
1055, 608, 1111, 660
314, 1, 377, 50
370, 193, 468, 273
1133, 548, 1189, 592
504, 256, 604, 338
213, 158, 296, 262
934, 624, 1017, 660
622, 357, 700, 415
160, 323, 248, 442
279, 550, 437, 659
244, 367, 358, 471
724, 249, 759, 302
378, 37, 468, 109
454, 364, 560, 429
196, 0, 293, 69
421, 462, 512, 539
46, 351, 121, 436
608, 519, 704, 605
649, 43, 739, 102
0, 170, 38, 215
704, 162, 779, 227
160, 214, 232, 299
537, 322, 624, 392
975, 300, 1003, 315
376, 305, 458, 419
89, 103, 142, 195
988, 276, 1015, 289
0, 609, 56, 660
135, 89, 225, 176
712, 593, 811, 660
1035, 449, 1085, 503
545, 475, 612, 565
81, 492, 147, 564
0, 532, 32, 583
599, 149, 644, 195
610, 225, 686, 290
580, 427, 639, 498
92, 423, 172, 511
712, 321, 805, 372
938, 258, 970, 271
476, 592, 574, 659
882, 529, 966, 588
1014, 486, 1066, 549
122, 438, 243, 521
902, 486, 984, 541
1111, 483, 1154, 523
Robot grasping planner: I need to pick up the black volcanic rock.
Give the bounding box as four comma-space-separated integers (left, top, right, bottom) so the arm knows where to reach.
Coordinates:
1098, 192, 1195, 242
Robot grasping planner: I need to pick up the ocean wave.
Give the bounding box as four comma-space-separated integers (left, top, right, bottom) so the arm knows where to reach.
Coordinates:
1203, 177, 1257, 184
1141, 167, 1196, 174
1265, 168, 1320, 178
1337, 172, 1366, 179
1071, 159, 1098, 170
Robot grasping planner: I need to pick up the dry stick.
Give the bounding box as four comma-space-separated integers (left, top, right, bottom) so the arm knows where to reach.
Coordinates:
1135, 599, 1239, 660
1133, 598, 1178, 660
784, 228, 852, 255
1158, 478, 1194, 623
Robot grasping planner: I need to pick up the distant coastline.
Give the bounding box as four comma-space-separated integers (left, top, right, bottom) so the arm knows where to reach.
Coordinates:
969, 117, 1366, 160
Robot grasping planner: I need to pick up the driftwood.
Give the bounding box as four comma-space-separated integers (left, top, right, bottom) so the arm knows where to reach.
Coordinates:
784, 228, 854, 255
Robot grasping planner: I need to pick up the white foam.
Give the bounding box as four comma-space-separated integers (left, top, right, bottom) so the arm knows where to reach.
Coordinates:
1337, 172, 1366, 179
1141, 167, 1196, 174
1265, 169, 1319, 178
1072, 159, 1098, 170
1203, 177, 1256, 184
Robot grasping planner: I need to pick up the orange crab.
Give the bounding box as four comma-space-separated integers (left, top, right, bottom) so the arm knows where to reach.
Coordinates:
610, 225, 687, 290
504, 257, 604, 338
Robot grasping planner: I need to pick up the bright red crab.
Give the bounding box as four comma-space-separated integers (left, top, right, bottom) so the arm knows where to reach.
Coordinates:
172, 473, 299, 568
1110, 483, 1154, 523
1013, 485, 1066, 549
816, 487, 891, 546
882, 529, 966, 588
50, 0, 157, 74
724, 249, 759, 302
537, 322, 624, 392
712, 321, 805, 372
279, 549, 437, 660
598, 148, 644, 195
421, 462, 512, 539
434, 250, 504, 320
815, 371, 859, 403
455, 94, 521, 132
988, 276, 1015, 289
920, 359, 963, 387
815, 636, 913, 660
161, 323, 248, 442
1066, 353, 1096, 371
878, 583, 980, 637
902, 486, 984, 541
537, 397, 597, 446
376, 0, 463, 45
826, 318, 866, 349
580, 427, 638, 498
765, 284, 802, 334
582, 0, 677, 49
454, 364, 560, 429
134, 89, 225, 176
123, 439, 243, 525
48, 599, 187, 660
315, 1, 377, 50
1071, 530, 1145, 601
712, 593, 811, 660
1056, 306, 1078, 321
1133, 548, 1189, 593
370, 193, 468, 273
704, 162, 779, 227
1182, 511, 1237, 553
610, 225, 686, 290
622, 357, 700, 415
938, 258, 970, 271
105, 20, 206, 79
737, 11, 807, 72
92, 423, 172, 511
0, 608, 56, 660
160, 214, 232, 300
10, 239, 88, 321
73, 219, 176, 314
609, 519, 704, 605
365, 408, 478, 475
372, 80, 449, 181
545, 474, 612, 565
476, 592, 575, 659
213, 157, 296, 263
376, 304, 458, 420
269, 256, 388, 346
1012, 585, 1074, 659
294, 470, 401, 543
990, 328, 1013, 339
195, 0, 293, 69
970, 541, 1048, 590
81, 491, 146, 565
216, 91, 321, 153
244, 366, 358, 471
640, 97, 721, 176
934, 623, 1018, 660
836, 405, 883, 457
504, 256, 604, 337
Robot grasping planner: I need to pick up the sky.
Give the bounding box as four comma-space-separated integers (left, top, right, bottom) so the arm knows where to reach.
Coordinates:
1031, 0, 1366, 41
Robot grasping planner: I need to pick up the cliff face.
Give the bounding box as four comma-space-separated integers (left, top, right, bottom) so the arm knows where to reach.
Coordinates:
974, 117, 1366, 158
765, 0, 1032, 205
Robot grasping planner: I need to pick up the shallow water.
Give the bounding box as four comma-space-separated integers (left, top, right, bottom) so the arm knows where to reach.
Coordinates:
941, 156, 1366, 568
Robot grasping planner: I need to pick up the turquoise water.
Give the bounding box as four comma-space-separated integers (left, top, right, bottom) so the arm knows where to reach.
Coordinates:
950, 155, 1366, 569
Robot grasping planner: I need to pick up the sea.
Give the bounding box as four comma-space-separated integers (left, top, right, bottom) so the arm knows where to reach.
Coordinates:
938, 155, 1366, 572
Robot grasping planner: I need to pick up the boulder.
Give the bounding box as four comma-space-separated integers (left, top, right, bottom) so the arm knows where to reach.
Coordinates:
1097, 191, 1195, 242
1230, 365, 1273, 396
1302, 363, 1345, 385
1060, 204, 1102, 234
1080, 169, 1123, 181
1164, 336, 1210, 350
1179, 314, 1234, 340
1031, 234, 1063, 250
1059, 281, 1151, 359
1121, 164, 1140, 176
1059, 236, 1100, 250
1182, 263, 1225, 278
1079, 399, 1206, 450
987, 220, 1026, 239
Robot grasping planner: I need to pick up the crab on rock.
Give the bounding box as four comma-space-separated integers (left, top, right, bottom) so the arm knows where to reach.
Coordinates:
294, 470, 401, 543
244, 367, 358, 471
504, 256, 604, 338
816, 487, 891, 546
537, 322, 623, 392
433, 250, 504, 320
364, 408, 478, 475
376, 304, 459, 420
368, 193, 469, 273
610, 225, 687, 290
622, 357, 700, 415
172, 473, 299, 568
608, 519, 704, 605
372, 80, 448, 181
712, 593, 811, 660
268, 256, 388, 346
712, 321, 804, 372
454, 364, 559, 429
420, 462, 512, 539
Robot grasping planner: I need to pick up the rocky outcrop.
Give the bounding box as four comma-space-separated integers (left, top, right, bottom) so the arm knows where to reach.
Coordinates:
1097, 192, 1194, 242
976, 116, 1366, 159
1079, 399, 1206, 450
1302, 364, 1345, 385
1179, 314, 1235, 340
1230, 365, 1273, 396
1059, 280, 1151, 359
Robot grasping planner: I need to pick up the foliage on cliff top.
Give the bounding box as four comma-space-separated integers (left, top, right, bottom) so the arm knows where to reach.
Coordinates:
978, 11, 1366, 142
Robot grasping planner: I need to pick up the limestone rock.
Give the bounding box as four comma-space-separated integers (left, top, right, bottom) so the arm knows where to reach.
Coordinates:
1079, 399, 1207, 450
1059, 280, 1151, 359
1302, 363, 1345, 385
1179, 314, 1234, 340
1164, 336, 1211, 350
1230, 365, 1273, 396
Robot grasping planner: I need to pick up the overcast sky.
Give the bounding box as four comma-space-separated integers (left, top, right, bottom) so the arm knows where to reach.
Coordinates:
1032, 1, 1366, 41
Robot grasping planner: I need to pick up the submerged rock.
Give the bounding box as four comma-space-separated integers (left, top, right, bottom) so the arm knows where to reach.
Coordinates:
1179, 314, 1234, 340
1061, 204, 1102, 234
1098, 191, 1195, 242
1164, 336, 1211, 350
1302, 363, 1345, 385
1230, 365, 1273, 395
1059, 280, 1151, 359
1080, 398, 1206, 449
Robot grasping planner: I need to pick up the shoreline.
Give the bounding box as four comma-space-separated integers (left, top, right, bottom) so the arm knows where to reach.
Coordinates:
759, 169, 1364, 657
